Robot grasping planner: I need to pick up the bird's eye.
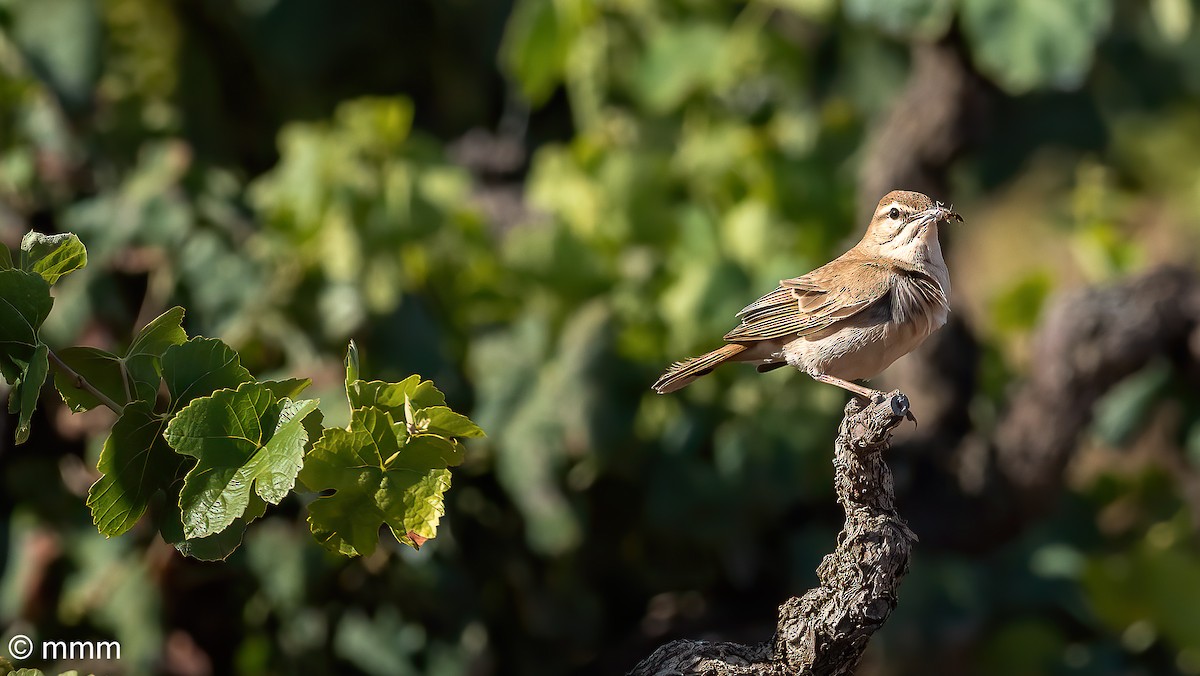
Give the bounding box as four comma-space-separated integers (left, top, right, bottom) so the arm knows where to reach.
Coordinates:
888, 207, 901, 220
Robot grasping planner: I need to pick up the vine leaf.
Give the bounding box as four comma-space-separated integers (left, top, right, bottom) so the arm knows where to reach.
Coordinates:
262, 377, 312, 399
172, 520, 250, 562
125, 306, 188, 400
961, 0, 1113, 94
165, 381, 319, 539
87, 400, 185, 537
501, 0, 582, 105
344, 340, 360, 392
0, 269, 52, 373
348, 374, 447, 416
53, 307, 187, 411
159, 490, 269, 561
632, 23, 726, 114
0, 270, 53, 444
10, 343, 48, 444
416, 406, 486, 439
19, 231, 87, 284
299, 407, 457, 557
162, 337, 253, 411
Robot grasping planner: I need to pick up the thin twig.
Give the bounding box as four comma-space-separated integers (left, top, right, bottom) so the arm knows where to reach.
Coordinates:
47, 348, 124, 415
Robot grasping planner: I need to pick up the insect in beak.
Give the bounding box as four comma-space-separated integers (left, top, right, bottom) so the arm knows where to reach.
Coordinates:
932, 202, 964, 223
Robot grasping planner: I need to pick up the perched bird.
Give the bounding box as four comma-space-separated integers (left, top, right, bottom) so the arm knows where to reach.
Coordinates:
653, 190, 962, 402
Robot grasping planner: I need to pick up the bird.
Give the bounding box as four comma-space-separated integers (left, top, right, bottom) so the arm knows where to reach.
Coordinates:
652, 190, 962, 403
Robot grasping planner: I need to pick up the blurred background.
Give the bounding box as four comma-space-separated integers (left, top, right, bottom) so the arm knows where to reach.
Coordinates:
3, 0, 1200, 674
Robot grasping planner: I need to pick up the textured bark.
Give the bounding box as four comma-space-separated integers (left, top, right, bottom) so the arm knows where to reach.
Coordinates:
630, 393, 916, 676
995, 267, 1199, 493
985, 267, 1200, 519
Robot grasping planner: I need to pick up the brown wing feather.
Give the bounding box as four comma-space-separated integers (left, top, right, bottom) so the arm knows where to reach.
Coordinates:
724, 255, 893, 342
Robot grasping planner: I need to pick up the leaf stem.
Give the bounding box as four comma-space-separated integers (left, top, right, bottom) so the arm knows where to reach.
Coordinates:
119, 362, 133, 403
47, 348, 125, 415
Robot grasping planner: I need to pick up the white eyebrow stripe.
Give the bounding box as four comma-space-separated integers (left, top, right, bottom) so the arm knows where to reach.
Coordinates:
876, 201, 904, 218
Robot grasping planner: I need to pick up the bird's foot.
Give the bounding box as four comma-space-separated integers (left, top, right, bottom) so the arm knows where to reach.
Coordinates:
892, 391, 916, 427
875, 394, 917, 426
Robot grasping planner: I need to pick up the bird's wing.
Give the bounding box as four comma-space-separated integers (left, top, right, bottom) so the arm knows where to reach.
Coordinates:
725, 255, 893, 342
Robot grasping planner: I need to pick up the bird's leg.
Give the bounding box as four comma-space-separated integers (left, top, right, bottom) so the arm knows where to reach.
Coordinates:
810, 373, 886, 401
809, 373, 919, 424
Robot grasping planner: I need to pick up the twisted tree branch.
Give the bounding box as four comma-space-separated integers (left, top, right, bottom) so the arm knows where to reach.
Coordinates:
630, 393, 917, 676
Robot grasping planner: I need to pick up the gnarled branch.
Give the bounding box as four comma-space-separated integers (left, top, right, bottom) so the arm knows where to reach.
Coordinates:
630, 393, 916, 676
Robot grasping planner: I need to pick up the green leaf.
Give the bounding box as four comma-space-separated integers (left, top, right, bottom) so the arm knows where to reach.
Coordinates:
0, 269, 53, 370
87, 401, 185, 537
165, 382, 319, 539
344, 340, 360, 389
53, 346, 128, 412
301, 405, 326, 454
415, 406, 486, 439
171, 522, 250, 562
262, 377, 312, 399
501, 0, 578, 104
50, 307, 187, 411
159, 491, 268, 561
633, 23, 725, 114
961, 0, 1113, 94
125, 306, 187, 401
347, 375, 447, 419
161, 337, 253, 411
0, 244, 12, 269
299, 407, 454, 556
19, 231, 87, 284
10, 343, 48, 444
844, 0, 955, 39
396, 432, 465, 469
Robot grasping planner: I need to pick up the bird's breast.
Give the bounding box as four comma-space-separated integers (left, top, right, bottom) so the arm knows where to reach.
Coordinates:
783, 274, 949, 381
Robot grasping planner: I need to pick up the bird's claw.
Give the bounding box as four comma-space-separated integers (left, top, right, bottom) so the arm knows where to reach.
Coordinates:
886, 392, 918, 426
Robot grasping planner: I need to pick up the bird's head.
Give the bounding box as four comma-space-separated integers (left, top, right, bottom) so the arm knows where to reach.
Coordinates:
858, 190, 962, 265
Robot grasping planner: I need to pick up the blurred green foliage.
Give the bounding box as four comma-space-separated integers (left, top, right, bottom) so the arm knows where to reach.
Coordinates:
2, 0, 1200, 674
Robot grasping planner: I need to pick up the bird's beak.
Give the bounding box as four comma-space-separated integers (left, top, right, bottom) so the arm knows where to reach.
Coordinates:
900, 204, 962, 245
922, 202, 963, 224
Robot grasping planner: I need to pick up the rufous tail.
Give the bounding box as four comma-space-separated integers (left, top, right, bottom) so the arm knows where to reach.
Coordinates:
652, 344, 746, 394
